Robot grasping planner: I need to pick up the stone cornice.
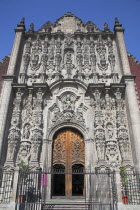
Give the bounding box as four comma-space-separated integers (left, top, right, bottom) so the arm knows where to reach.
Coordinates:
11, 83, 51, 95
121, 75, 136, 83
2, 75, 15, 81
110, 83, 126, 88
25, 31, 114, 38
32, 83, 49, 89
86, 83, 105, 94
86, 83, 126, 95
12, 83, 27, 89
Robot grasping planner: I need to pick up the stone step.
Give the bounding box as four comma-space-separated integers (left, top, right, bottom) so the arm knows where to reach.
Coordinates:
43, 199, 88, 209
16, 202, 113, 210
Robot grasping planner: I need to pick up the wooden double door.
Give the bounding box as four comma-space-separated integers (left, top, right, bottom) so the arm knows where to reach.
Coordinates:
52, 128, 85, 198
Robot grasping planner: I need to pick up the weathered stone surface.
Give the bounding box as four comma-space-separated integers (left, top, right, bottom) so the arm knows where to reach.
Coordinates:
0, 14, 140, 209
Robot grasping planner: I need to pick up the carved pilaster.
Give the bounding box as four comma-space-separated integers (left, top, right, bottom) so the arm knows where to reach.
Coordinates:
30, 87, 45, 165
6, 88, 24, 165
20, 37, 32, 83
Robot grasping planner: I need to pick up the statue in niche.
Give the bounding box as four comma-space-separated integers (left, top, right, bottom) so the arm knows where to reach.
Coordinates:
41, 54, 48, 66
95, 127, 105, 140
64, 51, 74, 78
100, 48, 106, 62
7, 143, 16, 161
94, 89, 101, 101
76, 54, 83, 66
49, 46, 54, 60
105, 90, 111, 110
23, 54, 30, 70
108, 53, 115, 71
66, 51, 72, 64
106, 123, 114, 139
31, 52, 41, 71
18, 141, 31, 163
52, 105, 63, 123
96, 141, 105, 160
90, 53, 96, 65
115, 88, 122, 100
119, 142, 130, 160
23, 124, 30, 139
97, 38, 109, 72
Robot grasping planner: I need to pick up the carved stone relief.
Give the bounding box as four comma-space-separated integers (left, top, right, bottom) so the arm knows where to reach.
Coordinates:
49, 92, 86, 130
53, 129, 84, 167
105, 141, 119, 162
30, 36, 42, 72
20, 32, 117, 85
96, 36, 108, 73
17, 141, 31, 163
6, 88, 24, 164
93, 87, 132, 165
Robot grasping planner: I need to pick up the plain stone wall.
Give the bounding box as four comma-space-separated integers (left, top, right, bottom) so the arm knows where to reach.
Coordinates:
118, 203, 140, 210
0, 202, 15, 210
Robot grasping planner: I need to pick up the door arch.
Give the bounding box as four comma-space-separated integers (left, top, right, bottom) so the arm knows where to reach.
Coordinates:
52, 128, 85, 198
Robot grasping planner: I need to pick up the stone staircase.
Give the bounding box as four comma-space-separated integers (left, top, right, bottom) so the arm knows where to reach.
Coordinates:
42, 199, 89, 210
42, 199, 115, 210
16, 199, 114, 210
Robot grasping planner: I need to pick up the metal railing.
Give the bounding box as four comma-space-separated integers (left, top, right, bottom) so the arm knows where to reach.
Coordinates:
120, 171, 140, 205
0, 168, 14, 203
15, 169, 117, 210
1, 167, 140, 208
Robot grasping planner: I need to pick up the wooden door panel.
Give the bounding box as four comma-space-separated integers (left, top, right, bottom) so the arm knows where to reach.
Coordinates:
70, 131, 85, 165
52, 129, 85, 197
53, 130, 67, 166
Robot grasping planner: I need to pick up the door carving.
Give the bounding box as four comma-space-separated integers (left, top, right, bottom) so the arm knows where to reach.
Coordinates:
52, 128, 85, 198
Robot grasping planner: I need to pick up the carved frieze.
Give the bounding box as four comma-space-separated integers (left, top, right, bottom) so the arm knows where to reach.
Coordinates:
20, 30, 117, 85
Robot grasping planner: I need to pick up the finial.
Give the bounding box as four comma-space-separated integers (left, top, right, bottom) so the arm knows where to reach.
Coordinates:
67, 11, 72, 14
104, 22, 110, 32
20, 18, 25, 25
15, 17, 26, 32
114, 17, 124, 32
28, 23, 34, 32
115, 17, 119, 25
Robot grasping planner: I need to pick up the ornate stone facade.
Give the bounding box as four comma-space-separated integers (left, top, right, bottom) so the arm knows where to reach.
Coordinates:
1, 13, 140, 208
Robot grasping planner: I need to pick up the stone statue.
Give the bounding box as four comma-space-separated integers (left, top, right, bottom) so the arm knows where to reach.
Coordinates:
106, 123, 114, 139
18, 141, 31, 163
23, 124, 30, 139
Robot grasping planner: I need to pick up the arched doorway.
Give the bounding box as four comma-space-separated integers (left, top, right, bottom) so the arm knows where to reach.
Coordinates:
52, 128, 85, 198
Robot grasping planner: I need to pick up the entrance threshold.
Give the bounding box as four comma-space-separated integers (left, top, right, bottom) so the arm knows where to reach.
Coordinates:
52, 196, 85, 200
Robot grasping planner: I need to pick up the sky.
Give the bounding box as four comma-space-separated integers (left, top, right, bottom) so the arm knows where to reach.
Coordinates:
0, 0, 140, 61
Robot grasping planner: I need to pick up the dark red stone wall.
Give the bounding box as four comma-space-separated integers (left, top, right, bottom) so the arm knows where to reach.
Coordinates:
0, 56, 10, 94
128, 54, 140, 107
